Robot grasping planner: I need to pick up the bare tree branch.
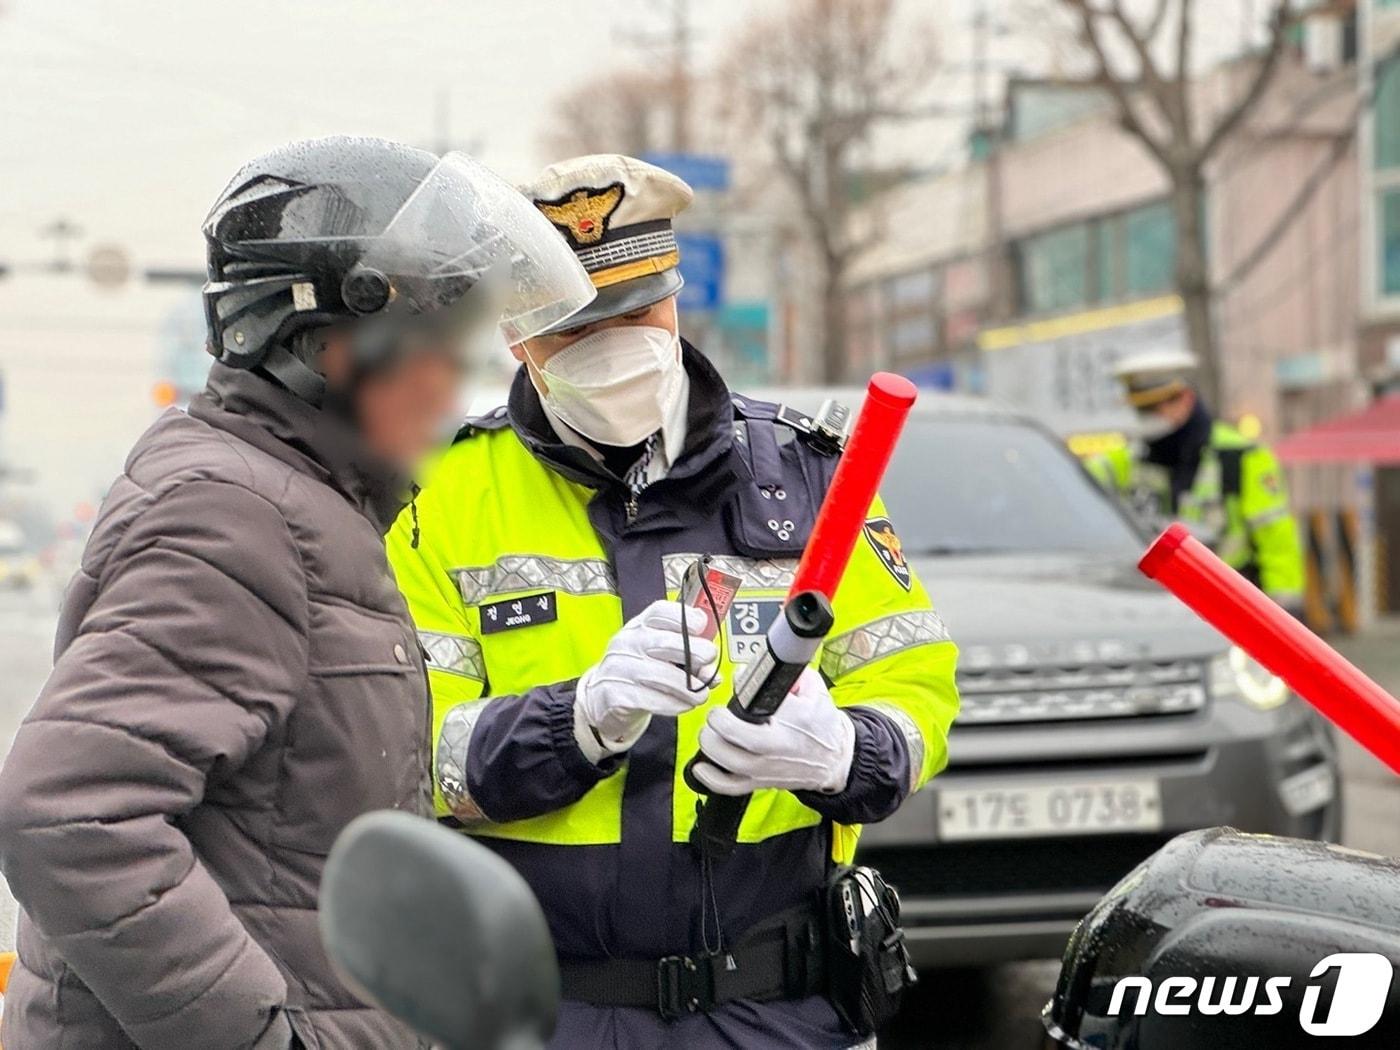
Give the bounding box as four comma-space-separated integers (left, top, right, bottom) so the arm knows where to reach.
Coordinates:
1142, 0, 1171, 41
1220, 126, 1357, 292
1201, 2, 1298, 160
1220, 35, 1400, 289
1175, 0, 1194, 136
1044, 0, 1311, 407
1062, 0, 1173, 166
1102, 0, 1177, 128
715, 0, 942, 380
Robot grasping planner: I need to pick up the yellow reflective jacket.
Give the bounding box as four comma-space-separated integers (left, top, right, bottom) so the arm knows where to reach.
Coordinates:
386, 353, 959, 969
1087, 420, 1304, 603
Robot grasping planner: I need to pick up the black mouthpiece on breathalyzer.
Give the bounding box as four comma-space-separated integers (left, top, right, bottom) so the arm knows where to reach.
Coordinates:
686, 588, 837, 859
786, 591, 834, 638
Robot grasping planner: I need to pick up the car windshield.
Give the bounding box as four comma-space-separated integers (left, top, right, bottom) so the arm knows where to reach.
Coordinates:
880, 416, 1143, 557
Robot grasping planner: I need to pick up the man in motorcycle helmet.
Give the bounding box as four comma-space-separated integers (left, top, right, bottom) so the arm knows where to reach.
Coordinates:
0, 136, 591, 1050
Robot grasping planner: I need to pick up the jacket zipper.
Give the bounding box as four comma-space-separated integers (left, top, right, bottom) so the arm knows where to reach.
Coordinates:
417, 641, 435, 814
625, 493, 639, 525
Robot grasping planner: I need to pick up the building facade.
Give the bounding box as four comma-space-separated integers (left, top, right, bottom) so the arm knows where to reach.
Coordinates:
847, 48, 1366, 456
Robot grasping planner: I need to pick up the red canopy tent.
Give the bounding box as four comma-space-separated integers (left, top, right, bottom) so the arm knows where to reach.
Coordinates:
1276, 394, 1400, 465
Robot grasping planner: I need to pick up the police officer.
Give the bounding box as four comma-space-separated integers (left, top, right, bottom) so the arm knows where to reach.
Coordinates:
387, 155, 960, 1049
1089, 348, 1305, 609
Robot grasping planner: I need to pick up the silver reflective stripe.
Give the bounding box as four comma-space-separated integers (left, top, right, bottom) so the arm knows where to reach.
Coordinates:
1215, 533, 1251, 565
856, 701, 926, 795
1247, 506, 1290, 528
451, 554, 616, 605
418, 630, 486, 682
437, 699, 495, 824
661, 553, 798, 592
821, 610, 951, 681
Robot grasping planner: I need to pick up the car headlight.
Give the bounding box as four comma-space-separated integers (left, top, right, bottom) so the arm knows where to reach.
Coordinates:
1209, 646, 1290, 710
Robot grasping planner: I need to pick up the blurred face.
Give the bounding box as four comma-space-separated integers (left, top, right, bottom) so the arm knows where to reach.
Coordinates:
511, 295, 679, 389
321, 337, 463, 469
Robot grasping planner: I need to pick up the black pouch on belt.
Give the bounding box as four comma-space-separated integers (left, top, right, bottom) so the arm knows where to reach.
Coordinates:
823, 864, 918, 1036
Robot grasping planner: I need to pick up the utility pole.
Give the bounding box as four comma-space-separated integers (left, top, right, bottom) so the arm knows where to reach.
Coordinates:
670, 0, 692, 153
616, 0, 694, 153
433, 88, 452, 156
974, 0, 1011, 323
39, 218, 81, 273
422, 88, 483, 158
972, 0, 988, 130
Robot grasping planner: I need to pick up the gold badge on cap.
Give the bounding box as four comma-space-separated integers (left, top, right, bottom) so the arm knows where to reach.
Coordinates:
536, 183, 624, 246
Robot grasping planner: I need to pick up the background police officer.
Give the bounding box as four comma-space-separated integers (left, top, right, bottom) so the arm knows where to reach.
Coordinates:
1090, 348, 1306, 611
388, 155, 960, 1049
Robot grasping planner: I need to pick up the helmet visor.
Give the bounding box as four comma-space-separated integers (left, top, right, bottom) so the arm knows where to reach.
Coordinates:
363, 152, 594, 345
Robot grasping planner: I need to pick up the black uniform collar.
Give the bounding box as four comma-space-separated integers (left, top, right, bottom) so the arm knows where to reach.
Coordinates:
1146, 396, 1214, 503
1145, 398, 1213, 466
506, 339, 736, 492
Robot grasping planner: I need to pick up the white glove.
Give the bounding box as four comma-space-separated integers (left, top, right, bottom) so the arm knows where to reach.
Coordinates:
691, 667, 855, 796
574, 600, 719, 763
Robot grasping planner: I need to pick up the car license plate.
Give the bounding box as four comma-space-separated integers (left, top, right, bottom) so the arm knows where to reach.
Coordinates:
936, 779, 1162, 842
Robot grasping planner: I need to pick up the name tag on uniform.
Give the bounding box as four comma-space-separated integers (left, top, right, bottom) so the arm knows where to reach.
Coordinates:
727, 598, 784, 664
479, 591, 558, 635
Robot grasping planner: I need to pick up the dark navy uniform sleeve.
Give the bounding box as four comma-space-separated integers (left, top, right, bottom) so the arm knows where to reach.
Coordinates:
386, 496, 621, 826
794, 708, 913, 825
462, 682, 622, 823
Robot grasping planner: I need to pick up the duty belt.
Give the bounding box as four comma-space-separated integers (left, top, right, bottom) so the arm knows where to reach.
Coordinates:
558, 907, 826, 1021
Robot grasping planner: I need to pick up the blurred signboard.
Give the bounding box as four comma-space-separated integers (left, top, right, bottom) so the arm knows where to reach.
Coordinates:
979, 297, 1185, 435
716, 301, 770, 382
640, 152, 731, 192
676, 233, 724, 312
904, 361, 957, 391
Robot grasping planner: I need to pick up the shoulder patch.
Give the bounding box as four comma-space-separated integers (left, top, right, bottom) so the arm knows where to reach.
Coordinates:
863, 516, 912, 591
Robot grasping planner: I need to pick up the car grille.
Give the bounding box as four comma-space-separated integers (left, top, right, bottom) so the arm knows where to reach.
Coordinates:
955, 657, 1207, 725
859, 834, 1174, 900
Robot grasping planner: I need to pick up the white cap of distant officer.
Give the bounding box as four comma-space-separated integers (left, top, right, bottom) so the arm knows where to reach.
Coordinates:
1112, 348, 1201, 441
513, 154, 695, 454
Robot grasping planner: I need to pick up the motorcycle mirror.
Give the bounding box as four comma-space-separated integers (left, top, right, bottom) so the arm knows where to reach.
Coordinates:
319, 810, 559, 1050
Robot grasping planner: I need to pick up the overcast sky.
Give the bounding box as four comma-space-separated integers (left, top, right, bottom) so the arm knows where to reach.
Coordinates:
0, 0, 821, 269
0, 0, 1264, 516
0, 0, 1262, 268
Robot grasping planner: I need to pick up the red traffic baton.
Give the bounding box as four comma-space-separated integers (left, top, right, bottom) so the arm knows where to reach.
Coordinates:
1140, 522, 1400, 776
686, 373, 918, 858
789, 373, 919, 600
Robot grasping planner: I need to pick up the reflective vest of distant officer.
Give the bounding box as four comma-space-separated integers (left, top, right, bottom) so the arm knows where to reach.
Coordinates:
1087, 348, 1305, 609
387, 155, 960, 1050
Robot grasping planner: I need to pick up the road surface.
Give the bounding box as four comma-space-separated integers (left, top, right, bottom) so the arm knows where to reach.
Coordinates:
1, 589, 1398, 1048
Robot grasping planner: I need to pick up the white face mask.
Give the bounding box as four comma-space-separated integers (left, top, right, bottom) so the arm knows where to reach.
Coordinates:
1136, 410, 1176, 441
533, 324, 685, 447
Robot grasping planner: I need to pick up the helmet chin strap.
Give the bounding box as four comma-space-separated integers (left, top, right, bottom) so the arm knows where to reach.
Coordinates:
258, 342, 329, 408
